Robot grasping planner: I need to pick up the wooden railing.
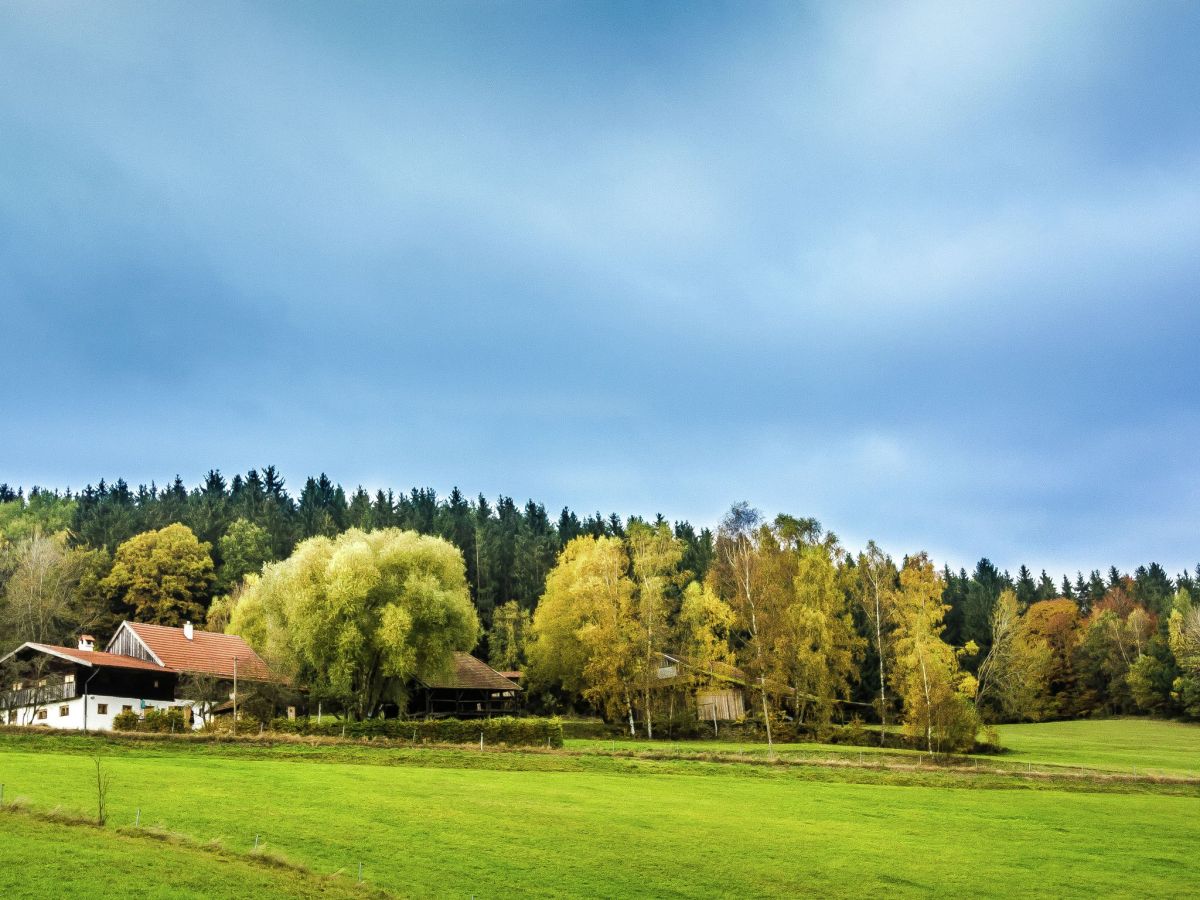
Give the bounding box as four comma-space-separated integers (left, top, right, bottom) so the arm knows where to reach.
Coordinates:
0, 680, 77, 710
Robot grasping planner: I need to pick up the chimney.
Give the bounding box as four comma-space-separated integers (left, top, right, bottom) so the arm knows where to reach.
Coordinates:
183, 621, 194, 641
78, 635, 95, 652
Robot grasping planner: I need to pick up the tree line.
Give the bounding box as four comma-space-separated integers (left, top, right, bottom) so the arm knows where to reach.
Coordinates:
1, 475, 1197, 746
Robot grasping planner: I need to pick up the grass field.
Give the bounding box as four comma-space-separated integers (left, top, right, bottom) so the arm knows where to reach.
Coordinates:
0, 720, 1196, 898
993, 719, 1200, 777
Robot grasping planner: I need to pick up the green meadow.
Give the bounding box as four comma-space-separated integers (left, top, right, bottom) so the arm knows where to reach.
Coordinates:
0, 720, 1197, 899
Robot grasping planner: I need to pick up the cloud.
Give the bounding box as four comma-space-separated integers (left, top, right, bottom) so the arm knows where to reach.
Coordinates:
1, 1, 1198, 576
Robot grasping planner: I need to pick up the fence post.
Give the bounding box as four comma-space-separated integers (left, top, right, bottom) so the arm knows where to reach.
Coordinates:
135, 808, 140, 827
0, 783, 4, 807
480, 732, 484, 751
254, 834, 260, 850
358, 862, 363, 884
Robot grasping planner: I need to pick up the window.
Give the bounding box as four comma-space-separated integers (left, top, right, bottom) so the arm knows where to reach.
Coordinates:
64, 673, 75, 685
97, 703, 108, 715
122, 705, 133, 713
36, 709, 47, 720
59, 705, 69, 717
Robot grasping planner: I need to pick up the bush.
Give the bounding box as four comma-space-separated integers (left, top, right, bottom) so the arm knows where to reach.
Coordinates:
270, 715, 564, 748
112, 710, 140, 731
112, 706, 188, 733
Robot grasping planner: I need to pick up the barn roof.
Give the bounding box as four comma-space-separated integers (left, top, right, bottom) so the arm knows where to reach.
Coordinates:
122, 622, 275, 681
418, 652, 522, 692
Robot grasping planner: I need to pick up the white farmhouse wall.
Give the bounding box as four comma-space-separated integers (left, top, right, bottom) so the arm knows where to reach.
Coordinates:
5, 694, 194, 732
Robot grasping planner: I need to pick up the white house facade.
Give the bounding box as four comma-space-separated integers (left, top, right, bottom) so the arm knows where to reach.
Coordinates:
0, 623, 273, 732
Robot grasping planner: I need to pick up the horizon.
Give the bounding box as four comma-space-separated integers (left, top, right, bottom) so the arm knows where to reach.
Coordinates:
2, 467, 1195, 584
3, 2, 1198, 577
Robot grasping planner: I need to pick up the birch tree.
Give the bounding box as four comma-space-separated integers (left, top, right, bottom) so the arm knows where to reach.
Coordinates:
627, 520, 683, 738
891, 553, 978, 754
708, 503, 777, 748
855, 541, 898, 743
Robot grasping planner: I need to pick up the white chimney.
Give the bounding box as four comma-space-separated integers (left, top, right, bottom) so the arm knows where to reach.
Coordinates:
78, 635, 95, 652
183, 621, 194, 641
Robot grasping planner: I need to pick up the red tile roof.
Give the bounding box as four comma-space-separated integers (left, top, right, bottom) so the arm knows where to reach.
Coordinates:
24, 643, 167, 672
419, 652, 522, 692
126, 622, 275, 681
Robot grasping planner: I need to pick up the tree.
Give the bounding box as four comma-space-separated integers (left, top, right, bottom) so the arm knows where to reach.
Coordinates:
676, 581, 736, 680
101, 524, 215, 626
707, 503, 777, 747
891, 553, 978, 754
0, 529, 89, 646
855, 541, 898, 743
228, 528, 479, 720
1168, 589, 1200, 718
175, 670, 228, 729
526, 536, 640, 734
487, 600, 531, 671
974, 590, 1052, 721
216, 518, 273, 592
779, 542, 862, 729
627, 520, 684, 739
1023, 599, 1082, 716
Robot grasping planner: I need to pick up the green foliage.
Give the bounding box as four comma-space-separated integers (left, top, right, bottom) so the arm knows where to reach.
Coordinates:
113, 707, 188, 733
269, 715, 563, 747
486, 600, 530, 671
101, 523, 215, 626
229, 528, 479, 719
111, 710, 140, 731
216, 518, 274, 592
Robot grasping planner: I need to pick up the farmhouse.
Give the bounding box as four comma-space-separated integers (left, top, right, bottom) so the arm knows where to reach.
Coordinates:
0, 621, 274, 731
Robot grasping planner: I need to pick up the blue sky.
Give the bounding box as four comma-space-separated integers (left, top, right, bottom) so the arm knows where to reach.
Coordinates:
2, 1, 1198, 577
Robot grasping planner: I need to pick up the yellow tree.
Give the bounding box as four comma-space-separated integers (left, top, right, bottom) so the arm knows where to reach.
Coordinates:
677, 581, 736, 678
101, 523, 215, 626
891, 553, 978, 754
627, 520, 684, 738
778, 542, 863, 729
855, 541, 899, 743
526, 536, 641, 733
707, 504, 783, 747
975, 589, 1053, 721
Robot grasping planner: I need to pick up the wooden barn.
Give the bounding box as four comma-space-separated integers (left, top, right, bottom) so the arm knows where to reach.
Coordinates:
655, 653, 748, 723
410, 652, 521, 718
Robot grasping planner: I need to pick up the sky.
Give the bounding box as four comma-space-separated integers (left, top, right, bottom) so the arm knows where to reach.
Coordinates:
1, 1, 1198, 578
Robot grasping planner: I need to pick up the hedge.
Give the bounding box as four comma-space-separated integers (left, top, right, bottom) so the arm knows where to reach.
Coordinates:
112, 707, 188, 733
270, 715, 563, 748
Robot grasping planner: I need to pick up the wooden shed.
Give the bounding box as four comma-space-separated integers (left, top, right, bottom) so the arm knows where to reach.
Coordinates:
410, 652, 521, 718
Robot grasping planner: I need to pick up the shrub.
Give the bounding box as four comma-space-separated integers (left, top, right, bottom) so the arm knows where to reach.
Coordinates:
112, 707, 188, 733
112, 710, 140, 731
270, 715, 564, 747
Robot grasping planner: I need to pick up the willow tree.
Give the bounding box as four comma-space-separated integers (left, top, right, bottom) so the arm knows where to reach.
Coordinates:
227, 527, 479, 719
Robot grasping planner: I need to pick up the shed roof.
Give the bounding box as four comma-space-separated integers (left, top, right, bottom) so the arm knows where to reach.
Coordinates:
123, 622, 275, 681
418, 652, 522, 692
